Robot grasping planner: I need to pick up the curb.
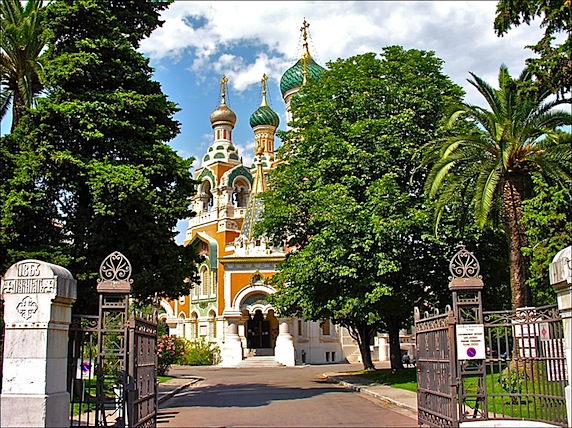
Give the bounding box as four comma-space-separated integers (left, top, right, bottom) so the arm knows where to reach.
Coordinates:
158, 378, 203, 405
323, 375, 417, 414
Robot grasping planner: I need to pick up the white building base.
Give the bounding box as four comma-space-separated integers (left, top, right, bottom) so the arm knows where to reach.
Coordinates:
220, 312, 244, 366
275, 319, 295, 366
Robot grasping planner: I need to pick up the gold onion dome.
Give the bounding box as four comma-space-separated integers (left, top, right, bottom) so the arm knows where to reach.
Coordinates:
210, 75, 237, 127
210, 103, 237, 128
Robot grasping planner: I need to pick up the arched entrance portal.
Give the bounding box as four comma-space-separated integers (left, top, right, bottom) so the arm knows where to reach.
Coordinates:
247, 309, 269, 349
240, 293, 278, 352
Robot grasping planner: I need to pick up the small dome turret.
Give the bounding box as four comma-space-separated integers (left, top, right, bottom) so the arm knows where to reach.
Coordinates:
250, 74, 280, 128
210, 75, 237, 128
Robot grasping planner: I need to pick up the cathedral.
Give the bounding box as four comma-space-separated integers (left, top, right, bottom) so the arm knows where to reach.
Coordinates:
160, 21, 412, 366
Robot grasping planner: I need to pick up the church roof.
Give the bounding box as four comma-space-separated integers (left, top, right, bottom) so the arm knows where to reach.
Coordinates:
210, 75, 237, 128
250, 74, 280, 128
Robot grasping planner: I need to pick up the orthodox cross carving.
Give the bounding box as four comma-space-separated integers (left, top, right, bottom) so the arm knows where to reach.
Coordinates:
17, 295, 38, 320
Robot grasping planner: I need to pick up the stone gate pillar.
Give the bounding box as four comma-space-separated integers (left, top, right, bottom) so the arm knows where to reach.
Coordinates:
1, 260, 77, 428
275, 317, 295, 366
550, 245, 571, 426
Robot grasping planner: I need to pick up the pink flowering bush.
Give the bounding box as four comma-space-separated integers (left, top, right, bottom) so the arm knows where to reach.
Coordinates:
157, 334, 186, 375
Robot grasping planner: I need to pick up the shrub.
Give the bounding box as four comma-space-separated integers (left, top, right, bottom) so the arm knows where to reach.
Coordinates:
499, 366, 525, 403
157, 335, 186, 375
180, 337, 221, 366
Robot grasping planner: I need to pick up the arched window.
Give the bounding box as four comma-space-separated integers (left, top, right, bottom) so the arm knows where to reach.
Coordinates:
201, 266, 209, 296
232, 178, 249, 208
208, 311, 217, 338
200, 180, 214, 212
190, 313, 198, 339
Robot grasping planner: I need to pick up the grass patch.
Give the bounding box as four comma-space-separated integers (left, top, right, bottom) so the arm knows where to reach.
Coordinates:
351, 368, 418, 393
459, 362, 567, 422
158, 375, 173, 383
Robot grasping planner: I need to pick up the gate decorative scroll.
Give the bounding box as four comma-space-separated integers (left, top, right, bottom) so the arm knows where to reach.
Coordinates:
415, 307, 457, 427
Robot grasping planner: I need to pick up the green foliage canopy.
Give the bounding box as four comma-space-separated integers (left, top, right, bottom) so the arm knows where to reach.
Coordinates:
494, 0, 571, 97
0, 0, 200, 312
258, 46, 465, 369
0, 0, 47, 130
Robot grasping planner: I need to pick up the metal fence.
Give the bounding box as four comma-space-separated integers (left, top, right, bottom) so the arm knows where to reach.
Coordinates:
480, 305, 568, 426
415, 304, 569, 427
68, 312, 158, 427
68, 315, 99, 427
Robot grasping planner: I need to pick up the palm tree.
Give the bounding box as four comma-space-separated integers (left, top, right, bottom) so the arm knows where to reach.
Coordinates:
424, 64, 571, 309
0, 0, 46, 132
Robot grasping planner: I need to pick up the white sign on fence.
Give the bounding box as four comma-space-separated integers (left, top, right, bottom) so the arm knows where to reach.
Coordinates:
76, 359, 95, 380
456, 324, 486, 360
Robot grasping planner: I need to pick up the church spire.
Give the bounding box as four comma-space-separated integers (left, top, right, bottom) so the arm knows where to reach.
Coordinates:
240, 136, 268, 240
203, 75, 240, 166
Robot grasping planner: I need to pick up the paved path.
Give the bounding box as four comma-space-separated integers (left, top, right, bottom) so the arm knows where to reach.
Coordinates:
158, 363, 418, 427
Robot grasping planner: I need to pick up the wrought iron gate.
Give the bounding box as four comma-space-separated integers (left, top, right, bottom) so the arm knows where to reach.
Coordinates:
415, 307, 457, 427
415, 246, 569, 427
68, 252, 158, 427
127, 314, 158, 428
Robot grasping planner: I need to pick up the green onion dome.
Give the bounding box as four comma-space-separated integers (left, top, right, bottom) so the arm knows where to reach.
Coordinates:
280, 57, 325, 96
249, 105, 280, 128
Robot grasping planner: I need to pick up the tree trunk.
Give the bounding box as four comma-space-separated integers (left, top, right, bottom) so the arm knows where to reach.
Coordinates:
11, 89, 25, 133
387, 315, 403, 370
502, 174, 532, 310
349, 322, 375, 371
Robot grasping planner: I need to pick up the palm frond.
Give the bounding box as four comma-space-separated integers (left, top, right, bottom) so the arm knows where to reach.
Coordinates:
474, 165, 502, 228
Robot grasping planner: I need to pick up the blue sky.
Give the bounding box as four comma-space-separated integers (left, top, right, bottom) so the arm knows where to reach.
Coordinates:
1, 1, 553, 243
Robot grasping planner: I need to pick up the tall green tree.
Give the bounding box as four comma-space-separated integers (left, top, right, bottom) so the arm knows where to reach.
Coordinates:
1, 0, 200, 312
0, 0, 47, 131
522, 163, 572, 306
494, 0, 571, 97
259, 47, 465, 370
424, 65, 571, 310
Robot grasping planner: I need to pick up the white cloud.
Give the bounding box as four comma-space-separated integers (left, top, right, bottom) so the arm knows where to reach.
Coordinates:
141, 0, 546, 105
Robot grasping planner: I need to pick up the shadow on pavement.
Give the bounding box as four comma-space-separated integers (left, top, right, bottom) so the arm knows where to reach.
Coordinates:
162, 381, 353, 408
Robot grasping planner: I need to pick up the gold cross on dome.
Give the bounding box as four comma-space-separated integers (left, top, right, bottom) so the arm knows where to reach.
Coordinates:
261, 74, 268, 105
220, 75, 228, 104
300, 19, 309, 40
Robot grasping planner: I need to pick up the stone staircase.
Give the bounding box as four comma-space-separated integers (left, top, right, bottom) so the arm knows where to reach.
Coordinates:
235, 355, 284, 368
